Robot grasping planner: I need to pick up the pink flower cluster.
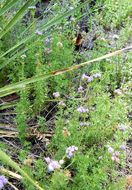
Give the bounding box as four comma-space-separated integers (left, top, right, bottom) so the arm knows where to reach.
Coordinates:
66, 146, 78, 158
77, 106, 89, 113
45, 157, 64, 172
80, 122, 90, 127
108, 147, 120, 163
81, 73, 101, 83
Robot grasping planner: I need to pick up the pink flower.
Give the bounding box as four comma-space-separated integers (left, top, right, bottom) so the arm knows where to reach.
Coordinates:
78, 86, 83, 93
45, 158, 61, 172
80, 122, 90, 127
108, 147, 114, 154
66, 146, 78, 158
114, 151, 120, 156
44, 157, 51, 164
87, 76, 94, 83
111, 156, 120, 163
118, 124, 127, 132
81, 74, 89, 80
53, 92, 60, 98
119, 144, 126, 150
77, 106, 89, 113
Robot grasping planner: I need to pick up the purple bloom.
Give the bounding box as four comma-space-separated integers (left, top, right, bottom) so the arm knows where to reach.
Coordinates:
78, 86, 83, 93
44, 157, 51, 164
35, 29, 43, 36
108, 147, 114, 154
80, 122, 90, 127
0, 176, 8, 189
93, 73, 101, 78
81, 74, 89, 80
87, 76, 94, 83
114, 151, 120, 156
45, 38, 51, 45
111, 156, 120, 163
45, 159, 61, 172
118, 124, 127, 132
119, 144, 126, 150
66, 146, 78, 159
77, 106, 89, 113
53, 92, 60, 98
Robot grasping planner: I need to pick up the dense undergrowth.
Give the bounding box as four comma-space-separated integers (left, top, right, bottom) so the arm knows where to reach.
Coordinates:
0, 0, 131, 190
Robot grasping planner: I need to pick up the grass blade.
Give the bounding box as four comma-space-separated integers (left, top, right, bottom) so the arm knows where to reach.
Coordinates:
0, 45, 131, 98
0, 0, 34, 39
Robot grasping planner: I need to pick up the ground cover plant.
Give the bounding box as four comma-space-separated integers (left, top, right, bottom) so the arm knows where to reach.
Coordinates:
0, 0, 131, 189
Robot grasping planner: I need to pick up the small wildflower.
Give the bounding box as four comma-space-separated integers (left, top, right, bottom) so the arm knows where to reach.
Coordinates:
57, 42, 63, 48
0, 176, 8, 189
66, 146, 78, 159
78, 86, 83, 93
120, 144, 126, 150
93, 73, 101, 78
87, 76, 94, 83
108, 147, 114, 154
77, 106, 89, 113
45, 38, 51, 45
114, 151, 120, 156
45, 158, 61, 172
114, 89, 122, 95
81, 74, 89, 80
53, 92, 60, 98
58, 101, 66, 107
44, 157, 51, 164
79, 122, 90, 127
111, 156, 120, 163
35, 29, 43, 36
118, 124, 127, 132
